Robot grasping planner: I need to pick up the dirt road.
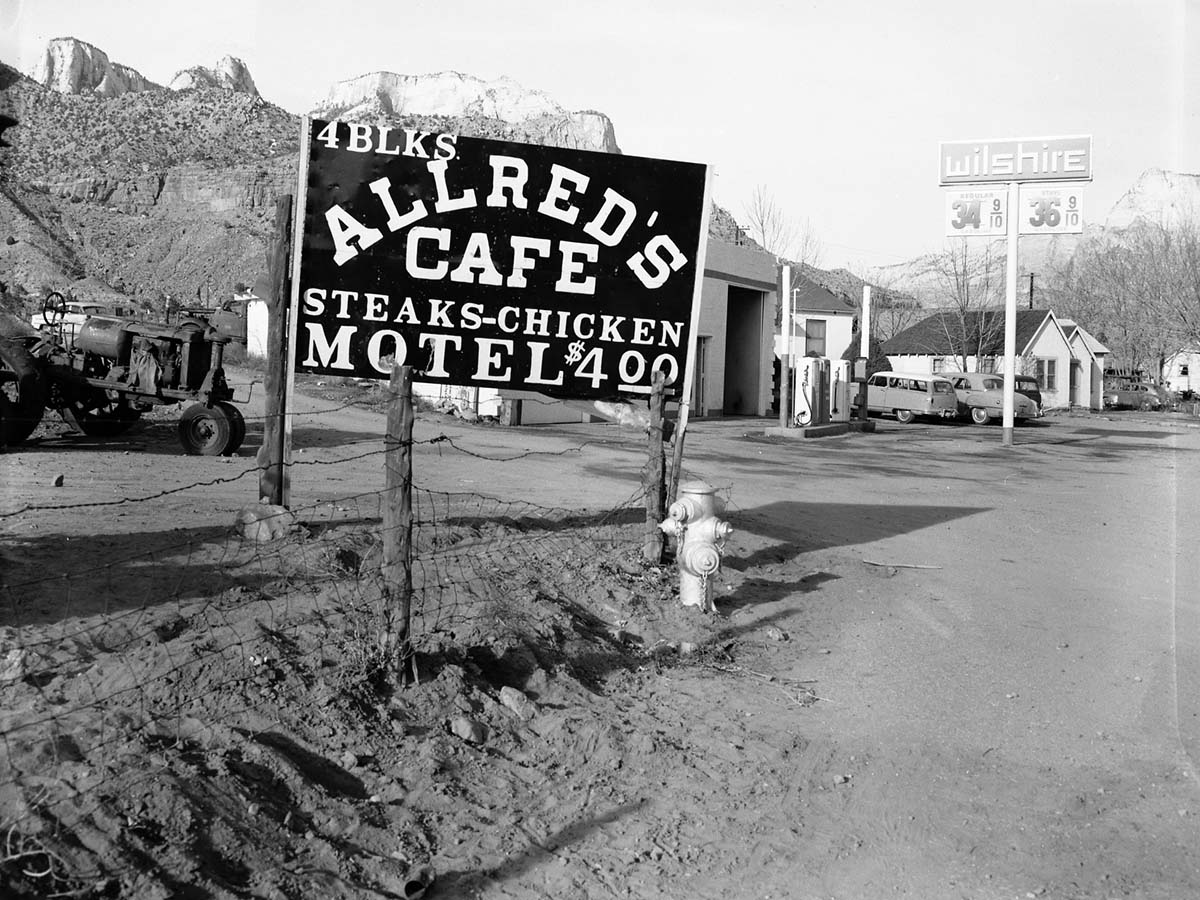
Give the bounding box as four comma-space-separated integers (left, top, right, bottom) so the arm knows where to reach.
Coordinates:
3, 380, 1200, 899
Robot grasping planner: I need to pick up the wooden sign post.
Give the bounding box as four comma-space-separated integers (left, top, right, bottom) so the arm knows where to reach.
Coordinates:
380, 364, 415, 682
258, 194, 293, 506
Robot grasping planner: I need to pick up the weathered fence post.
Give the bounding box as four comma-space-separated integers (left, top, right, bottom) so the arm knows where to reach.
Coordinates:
258, 193, 292, 506
643, 370, 667, 562
380, 364, 415, 683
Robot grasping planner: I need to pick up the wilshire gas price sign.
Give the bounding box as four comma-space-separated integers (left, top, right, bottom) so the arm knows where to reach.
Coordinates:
290, 119, 710, 399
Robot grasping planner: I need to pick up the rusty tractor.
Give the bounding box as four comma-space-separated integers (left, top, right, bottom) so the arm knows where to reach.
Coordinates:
0, 292, 248, 455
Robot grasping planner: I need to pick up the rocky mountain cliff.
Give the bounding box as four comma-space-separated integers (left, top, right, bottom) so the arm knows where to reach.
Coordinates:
30, 37, 262, 101
1105, 168, 1200, 230
31, 37, 162, 96
169, 56, 260, 98
311, 71, 620, 153
317, 71, 562, 121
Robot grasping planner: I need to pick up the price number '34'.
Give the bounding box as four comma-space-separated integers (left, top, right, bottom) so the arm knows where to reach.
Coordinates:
951, 197, 1004, 231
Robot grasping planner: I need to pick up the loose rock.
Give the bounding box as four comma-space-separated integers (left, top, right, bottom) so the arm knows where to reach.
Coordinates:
236, 502, 297, 543
499, 686, 538, 721
0, 648, 27, 684
449, 717, 488, 744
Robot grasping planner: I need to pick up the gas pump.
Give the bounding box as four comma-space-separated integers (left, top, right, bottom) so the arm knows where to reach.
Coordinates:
794, 357, 831, 426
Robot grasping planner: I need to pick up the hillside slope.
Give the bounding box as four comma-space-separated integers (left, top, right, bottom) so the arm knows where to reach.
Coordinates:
0, 52, 754, 313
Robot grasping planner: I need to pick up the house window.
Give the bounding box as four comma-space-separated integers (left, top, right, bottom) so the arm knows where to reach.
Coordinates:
805, 319, 827, 356
1035, 358, 1057, 391
932, 358, 947, 374
1182, 365, 1190, 376
979, 356, 997, 373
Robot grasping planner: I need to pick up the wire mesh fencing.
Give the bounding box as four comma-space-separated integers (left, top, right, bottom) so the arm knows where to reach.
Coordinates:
0, 390, 667, 894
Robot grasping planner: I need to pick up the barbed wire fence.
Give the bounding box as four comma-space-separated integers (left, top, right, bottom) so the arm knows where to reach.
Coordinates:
0, 370, 683, 895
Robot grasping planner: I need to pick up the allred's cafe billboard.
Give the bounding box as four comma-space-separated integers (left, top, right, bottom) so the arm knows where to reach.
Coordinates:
291, 119, 710, 399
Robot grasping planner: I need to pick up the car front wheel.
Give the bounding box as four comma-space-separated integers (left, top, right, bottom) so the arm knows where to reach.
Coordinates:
970, 407, 991, 425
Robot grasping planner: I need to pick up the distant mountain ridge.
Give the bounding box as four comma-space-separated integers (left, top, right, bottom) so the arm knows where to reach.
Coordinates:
32, 37, 162, 96
31, 37, 260, 100
311, 70, 620, 153
169, 56, 260, 98
315, 71, 567, 122
1105, 168, 1200, 229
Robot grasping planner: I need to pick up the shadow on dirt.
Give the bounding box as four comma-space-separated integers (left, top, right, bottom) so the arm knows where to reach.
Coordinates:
437, 506, 644, 532
1067, 427, 1178, 440
243, 729, 369, 799
290, 424, 386, 449
14, 419, 265, 459
712, 606, 807, 644
430, 594, 641, 697
435, 799, 648, 894
0, 522, 281, 625
730, 500, 989, 568
722, 571, 840, 611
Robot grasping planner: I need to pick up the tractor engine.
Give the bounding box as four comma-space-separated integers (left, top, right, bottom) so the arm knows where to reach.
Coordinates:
73, 318, 212, 393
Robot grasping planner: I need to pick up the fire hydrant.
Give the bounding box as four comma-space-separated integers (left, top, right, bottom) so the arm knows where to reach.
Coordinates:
659, 480, 733, 612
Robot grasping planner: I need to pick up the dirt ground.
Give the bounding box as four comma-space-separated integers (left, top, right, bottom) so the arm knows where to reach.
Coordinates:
3, 371, 1200, 900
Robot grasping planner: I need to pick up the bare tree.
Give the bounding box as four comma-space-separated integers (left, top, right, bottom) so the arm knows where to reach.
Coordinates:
743, 185, 796, 260
1045, 219, 1194, 379
742, 185, 824, 269
848, 267, 925, 342
872, 293, 924, 343
791, 217, 824, 270
744, 186, 827, 343
1136, 216, 1200, 350
919, 240, 1005, 371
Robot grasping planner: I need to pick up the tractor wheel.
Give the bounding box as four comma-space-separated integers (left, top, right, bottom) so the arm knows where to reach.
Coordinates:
970, 407, 991, 425
0, 337, 47, 447
215, 401, 246, 454
895, 408, 916, 424
178, 403, 234, 456
60, 389, 142, 437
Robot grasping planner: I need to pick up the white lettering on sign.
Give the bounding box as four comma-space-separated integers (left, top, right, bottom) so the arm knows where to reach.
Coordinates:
317, 149, 689, 294
939, 136, 1092, 185
298, 288, 687, 348
315, 120, 459, 159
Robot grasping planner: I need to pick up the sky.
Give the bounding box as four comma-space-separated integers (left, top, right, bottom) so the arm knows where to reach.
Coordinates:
2, 0, 1196, 273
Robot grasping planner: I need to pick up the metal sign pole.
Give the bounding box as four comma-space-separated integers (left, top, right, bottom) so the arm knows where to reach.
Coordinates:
280, 117, 312, 507
778, 263, 791, 429
667, 165, 713, 502
860, 284, 871, 359
1002, 179, 1019, 448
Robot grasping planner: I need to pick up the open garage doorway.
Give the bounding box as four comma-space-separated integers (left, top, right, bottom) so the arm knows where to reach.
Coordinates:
723, 286, 765, 415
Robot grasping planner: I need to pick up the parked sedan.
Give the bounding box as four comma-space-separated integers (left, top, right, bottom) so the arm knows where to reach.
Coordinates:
1013, 375, 1043, 414
945, 372, 1039, 424
1103, 382, 1165, 410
